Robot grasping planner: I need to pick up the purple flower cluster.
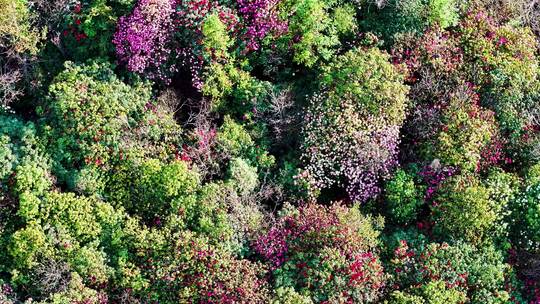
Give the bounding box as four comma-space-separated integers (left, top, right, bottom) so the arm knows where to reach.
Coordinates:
344, 126, 401, 202
113, 0, 241, 87
237, 0, 287, 51
253, 223, 290, 268
113, 0, 178, 83
419, 164, 457, 200
301, 98, 403, 203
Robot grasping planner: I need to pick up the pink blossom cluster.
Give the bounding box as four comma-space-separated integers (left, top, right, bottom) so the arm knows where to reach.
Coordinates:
348, 252, 385, 290
254, 203, 385, 301
478, 138, 511, 172
254, 203, 374, 268
237, 0, 287, 51
113, 0, 179, 83
419, 165, 457, 200
391, 240, 468, 290
302, 94, 403, 202
344, 126, 401, 202
145, 235, 270, 302
113, 0, 240, 86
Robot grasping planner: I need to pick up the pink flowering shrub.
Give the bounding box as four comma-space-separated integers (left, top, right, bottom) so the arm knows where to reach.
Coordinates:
145, 232, 270, 303
113, 0, 178, 83
301, 47, 409, 202
254, 203, 386, 302
113, 0, 240, 87
237, 0, 287, 51
115, 225, 270, 303
396, 11, 540, 167
388, 236, 511, 303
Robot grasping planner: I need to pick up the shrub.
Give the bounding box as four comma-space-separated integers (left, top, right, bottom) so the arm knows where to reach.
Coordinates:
39, 60, 152, 181
384, 168, 424, 225
397, 12, 540, 167
40, 272, 108, 304
432, 174, 501, 244
106, 159, 200, 223
114, 0, 239, 87
510, 182, 540, 253
6, 190, 125, 300
388, 280, 467, 304
62, 0, 128, 60
216, 115, 275, 169
237, 0, 287, 51
0, 115, 52, 198
120, 229, 271, 303
423, 87, 498, 172
255, 202, 386, 303
0, 0, 43, 109
271, 287, 313, 304
275, 0, 356, 67
458, 12, 540, 143
197, 181, 268, 254
226, 157, 259, 196
0, 0, 41, 54
483, 169, 520, 243
388, 237, 511, 303
360, 0, 458, 45
112, 0, 178, 82
301, 47, 409, 202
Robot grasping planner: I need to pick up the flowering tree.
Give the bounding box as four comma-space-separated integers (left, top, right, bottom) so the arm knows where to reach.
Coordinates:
301, 47, 409, 202
254, 202, 386, 303
113, 0, 178, 83
387, 236, 511, 303
237, 0, 287, 51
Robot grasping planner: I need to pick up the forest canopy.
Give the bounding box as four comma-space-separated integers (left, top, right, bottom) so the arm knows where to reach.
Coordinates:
1, 0, 540, 303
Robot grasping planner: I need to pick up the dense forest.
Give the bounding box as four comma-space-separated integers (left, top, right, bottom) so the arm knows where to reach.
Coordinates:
1, 0, 540, 303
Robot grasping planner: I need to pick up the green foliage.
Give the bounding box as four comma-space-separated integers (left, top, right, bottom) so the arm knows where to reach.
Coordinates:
203, 61, 273, 114
38, 273, 106, 304
63, 0, 134, 60
8, 222, 48, 269
39, 60, 152, 181
388, 280, 467, 304
277, 0, 356, 67
389, 236, 511, 303
385, 168, 424, 225
426, 91, 498, 172
272, 287, 314, 304
510, 181, 540, 253
227, 157, 259, 195
458, 13, 540, 165
117, 229, 271, 303
200, 14, 275, 114
106, 159, 200, 222
319, 48, 408, 126
216, 115, 275, 169
7, 190, 124, 296
0, 0, 42, 54
202, 14, 231, 59
0, 115, 52, 198
360, 0, 458, 45
332, 4, 357, 35
432, 174, 501, 244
